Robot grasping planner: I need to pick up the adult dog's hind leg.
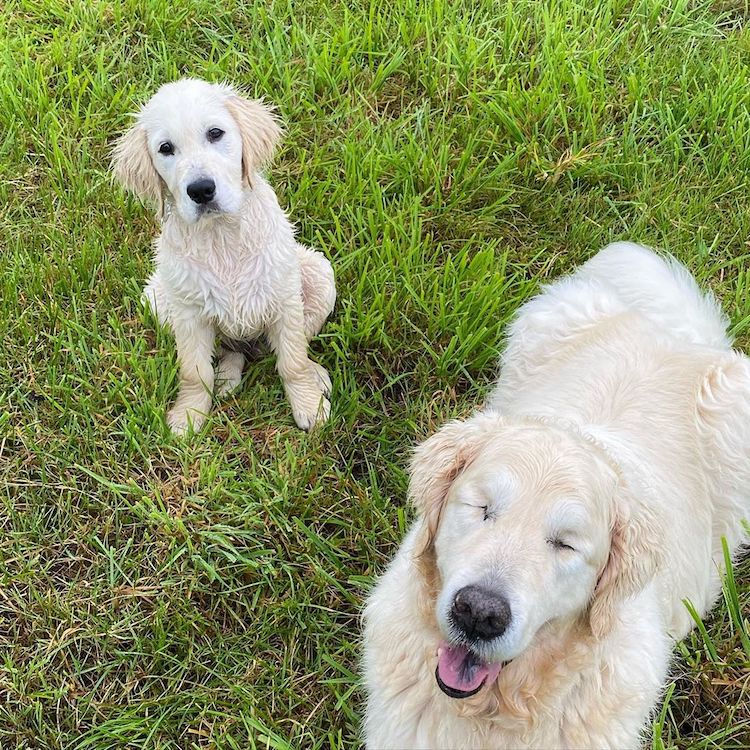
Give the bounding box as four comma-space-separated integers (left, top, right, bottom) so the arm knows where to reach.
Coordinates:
695, 353, 750, 607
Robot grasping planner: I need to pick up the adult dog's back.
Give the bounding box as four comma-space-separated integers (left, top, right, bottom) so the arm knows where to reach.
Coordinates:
363, 243, 750, 749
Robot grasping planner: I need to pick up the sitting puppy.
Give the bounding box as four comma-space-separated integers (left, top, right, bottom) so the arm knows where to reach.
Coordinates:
363, 243, 750, 749
112, 78, 335, 434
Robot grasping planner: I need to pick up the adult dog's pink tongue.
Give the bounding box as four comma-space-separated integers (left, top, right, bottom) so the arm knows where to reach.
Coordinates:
436, 642, 502, 694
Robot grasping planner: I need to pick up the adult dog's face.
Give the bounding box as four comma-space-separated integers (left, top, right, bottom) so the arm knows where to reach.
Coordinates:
112, 79, 281, 224
409, 417, 652, 699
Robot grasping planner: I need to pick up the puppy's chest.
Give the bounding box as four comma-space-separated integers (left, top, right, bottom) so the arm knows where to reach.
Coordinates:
167, 252, 282, 337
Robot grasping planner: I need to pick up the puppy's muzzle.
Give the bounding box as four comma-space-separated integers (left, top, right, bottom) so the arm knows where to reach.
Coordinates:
187, 178, 216, 205
451, 585, 512, 641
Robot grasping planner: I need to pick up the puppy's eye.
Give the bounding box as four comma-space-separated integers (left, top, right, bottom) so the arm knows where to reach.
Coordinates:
207, 128, 224, 142
482, 506, 491, 522
158, 142, 174, 156
548, 538, 575, 552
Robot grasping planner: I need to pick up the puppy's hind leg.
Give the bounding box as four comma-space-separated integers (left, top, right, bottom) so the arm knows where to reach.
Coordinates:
215, 347, 245, 397
142, 270, 171, 327
297, 245, 336, 342
297, 246, 335, 395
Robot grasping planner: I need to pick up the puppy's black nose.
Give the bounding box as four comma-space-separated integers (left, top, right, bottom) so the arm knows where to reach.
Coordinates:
451, 585, 511, 641
187, 178, 216, 204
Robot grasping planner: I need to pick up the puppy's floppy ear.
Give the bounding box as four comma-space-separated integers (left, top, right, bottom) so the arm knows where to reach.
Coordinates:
410, 413, 497, 558
589, 478, 661, 639
111, 123, 163, 213
224, 93, 283, 187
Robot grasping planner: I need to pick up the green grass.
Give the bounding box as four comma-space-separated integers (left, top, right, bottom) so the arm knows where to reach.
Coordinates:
2, 0, 750, 747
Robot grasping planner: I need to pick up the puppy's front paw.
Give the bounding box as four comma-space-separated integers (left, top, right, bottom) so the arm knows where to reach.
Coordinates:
291, 393, 331, 431
285, 375, 330, 430
167, 410, 189, 437
310, 362, 332, 397
167, 406, 208, 436
167, 390, 211, 437
166, 407, 191, 436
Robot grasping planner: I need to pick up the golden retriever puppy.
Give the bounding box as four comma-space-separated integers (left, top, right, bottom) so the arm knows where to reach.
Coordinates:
112, 79, 335, 435
363, 242, 750, 749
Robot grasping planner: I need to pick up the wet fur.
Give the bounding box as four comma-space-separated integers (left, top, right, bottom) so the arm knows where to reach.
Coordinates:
112, 79, 335, 434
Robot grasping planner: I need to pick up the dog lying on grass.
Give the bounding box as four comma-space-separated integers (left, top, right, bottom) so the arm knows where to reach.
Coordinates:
113, 78, 335, 435
363, 242, 750, 748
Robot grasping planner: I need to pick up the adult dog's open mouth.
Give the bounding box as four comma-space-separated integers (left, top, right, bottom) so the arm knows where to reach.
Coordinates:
435, 642, 504, 699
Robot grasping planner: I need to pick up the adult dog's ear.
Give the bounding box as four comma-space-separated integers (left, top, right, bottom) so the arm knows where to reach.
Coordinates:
111, 123, 163, 213
409, 413, 497, 559
224, 94, 283, 187
589, 479, 661, 639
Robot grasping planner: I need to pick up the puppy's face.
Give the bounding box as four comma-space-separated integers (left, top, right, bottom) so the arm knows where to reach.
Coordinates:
113, 79, 281, 224
140, 83, 245, 222
411, 420, 636, 699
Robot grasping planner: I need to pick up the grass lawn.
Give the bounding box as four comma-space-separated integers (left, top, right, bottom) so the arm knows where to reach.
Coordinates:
2, 0, 750, 747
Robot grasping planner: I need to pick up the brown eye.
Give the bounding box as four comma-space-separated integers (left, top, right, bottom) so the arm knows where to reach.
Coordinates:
158, 141, 174, 155
207, 128, 224, 142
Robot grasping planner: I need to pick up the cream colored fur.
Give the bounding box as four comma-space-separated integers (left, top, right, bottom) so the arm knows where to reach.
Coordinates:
112, 78, 335, 434
363, 242, 750, 749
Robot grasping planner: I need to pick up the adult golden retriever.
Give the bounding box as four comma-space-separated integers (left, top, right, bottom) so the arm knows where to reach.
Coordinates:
363, 242, 750, 749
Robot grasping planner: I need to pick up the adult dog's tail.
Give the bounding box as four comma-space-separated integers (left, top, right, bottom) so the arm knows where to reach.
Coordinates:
580, 241, 731, 350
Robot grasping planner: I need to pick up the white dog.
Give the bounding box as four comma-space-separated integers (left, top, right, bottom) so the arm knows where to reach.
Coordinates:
363, 242, 750, 749
112, 78, 335, 434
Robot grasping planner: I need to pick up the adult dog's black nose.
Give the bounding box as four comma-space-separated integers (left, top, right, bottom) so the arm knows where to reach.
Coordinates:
451, 585, 511, 641
187, 178, 216, 204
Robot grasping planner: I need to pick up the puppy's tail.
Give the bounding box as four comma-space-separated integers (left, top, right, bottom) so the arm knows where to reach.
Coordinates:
580, 241, 732, 349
